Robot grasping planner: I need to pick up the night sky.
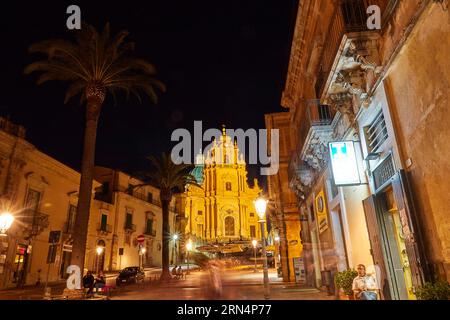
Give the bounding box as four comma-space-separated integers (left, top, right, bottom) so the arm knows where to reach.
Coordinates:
0, 1, 297, 184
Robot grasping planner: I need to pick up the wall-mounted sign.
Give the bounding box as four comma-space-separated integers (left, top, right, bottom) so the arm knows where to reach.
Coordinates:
293, 257, 306, 284
315, 191, 328, 234
329, 141, 361, 186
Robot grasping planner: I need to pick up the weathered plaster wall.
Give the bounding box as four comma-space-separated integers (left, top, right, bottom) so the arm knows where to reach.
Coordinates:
385, 4, 450, 279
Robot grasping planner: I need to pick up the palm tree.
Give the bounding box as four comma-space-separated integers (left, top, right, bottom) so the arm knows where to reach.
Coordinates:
24, 23, 165, 274
138, 153, 199, 280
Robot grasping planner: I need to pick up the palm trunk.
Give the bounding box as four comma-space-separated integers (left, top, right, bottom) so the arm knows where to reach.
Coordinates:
160, 196, 171, 281
71, 99, 101, 275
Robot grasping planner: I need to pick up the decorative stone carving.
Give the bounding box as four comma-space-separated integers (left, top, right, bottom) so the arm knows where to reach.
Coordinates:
329, 92, 355, 123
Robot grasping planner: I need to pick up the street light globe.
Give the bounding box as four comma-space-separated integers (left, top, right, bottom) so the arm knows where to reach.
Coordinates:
252, 239, 257, 248
254, 197, 268, 220
0, 212, 14, 235
173, 234, 179, 241
186, 240, 193, 251
274, 236, 280, 242
96, 246, 104, 255
141, 247, 146, 254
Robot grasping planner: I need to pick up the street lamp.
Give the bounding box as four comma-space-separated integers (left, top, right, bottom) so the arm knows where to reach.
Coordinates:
96, 246, 104, 274
254, 196, 270, 299
0, 212, 14, 236
172, 234, 179, 265
186, 239, 193, 275
252, 239, 258, 273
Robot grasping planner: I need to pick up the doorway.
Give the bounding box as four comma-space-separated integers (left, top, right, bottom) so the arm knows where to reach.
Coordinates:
330, 205, 349, 271
378, 187, 416, 300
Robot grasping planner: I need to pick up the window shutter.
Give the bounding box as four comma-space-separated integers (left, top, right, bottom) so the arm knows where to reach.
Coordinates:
362, 195, 391, 300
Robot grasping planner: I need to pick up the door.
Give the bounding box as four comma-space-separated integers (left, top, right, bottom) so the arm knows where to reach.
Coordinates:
362, 196, 391, 300
391, 170, 429, 289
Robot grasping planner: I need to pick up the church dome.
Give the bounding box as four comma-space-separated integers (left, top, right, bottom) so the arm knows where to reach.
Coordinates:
191, 165, 204, 184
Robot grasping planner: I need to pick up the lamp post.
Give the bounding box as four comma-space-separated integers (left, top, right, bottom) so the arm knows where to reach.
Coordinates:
274, 236, 280, 271
254, 196, 270, 299
0, 212, 14, 236
186, 239, 193, 275
172, 234, 179, 266
139, 246, 146, 269
252, 239, 258, 272
96, 246, 104, 274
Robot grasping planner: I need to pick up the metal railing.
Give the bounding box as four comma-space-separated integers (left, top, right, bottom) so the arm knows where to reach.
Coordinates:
97, 223, 112, 233
124, 223, 136, 232
144, 229, 156, 237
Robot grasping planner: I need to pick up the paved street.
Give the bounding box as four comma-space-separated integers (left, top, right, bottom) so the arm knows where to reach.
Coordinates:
0, 267, 334, 300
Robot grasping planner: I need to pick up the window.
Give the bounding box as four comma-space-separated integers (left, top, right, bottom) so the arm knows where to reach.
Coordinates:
250, 225, 256, 238
147, 192, 153, 203
197, 224, 204, 237
198, 210, 203, 216
100, 214, 108, 231
125, 212, 133, 229
225, 182, 232, 191
67, 205, 77, 233
146, 219, 153, 235
364, 110, 389, 154
250, 212, 255, 217
224, 216, 235, 236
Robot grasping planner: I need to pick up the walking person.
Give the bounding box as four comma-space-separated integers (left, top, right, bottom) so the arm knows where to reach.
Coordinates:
352, 264, 378, 300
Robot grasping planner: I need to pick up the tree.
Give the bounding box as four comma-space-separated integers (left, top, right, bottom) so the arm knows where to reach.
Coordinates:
24, 23, 165, 274
137, 153, 199, 280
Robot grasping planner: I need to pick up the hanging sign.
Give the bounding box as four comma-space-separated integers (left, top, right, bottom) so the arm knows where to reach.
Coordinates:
329, 141, 361, 186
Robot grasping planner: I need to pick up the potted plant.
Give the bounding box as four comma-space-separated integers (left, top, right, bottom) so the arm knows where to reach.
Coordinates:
335, 269, 358, 300
416, 280, 450, 300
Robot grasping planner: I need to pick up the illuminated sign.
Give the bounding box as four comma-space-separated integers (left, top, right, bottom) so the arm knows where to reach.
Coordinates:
329, 141, 361, 186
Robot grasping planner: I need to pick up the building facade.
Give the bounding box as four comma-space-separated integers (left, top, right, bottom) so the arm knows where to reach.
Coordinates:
182, 128, 263, 249
265, 112, 303, 282
281, 0, 449, 299
0, 118, 173, 289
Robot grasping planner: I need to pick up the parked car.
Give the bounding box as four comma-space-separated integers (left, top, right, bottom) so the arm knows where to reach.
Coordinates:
115, 267, 145, 286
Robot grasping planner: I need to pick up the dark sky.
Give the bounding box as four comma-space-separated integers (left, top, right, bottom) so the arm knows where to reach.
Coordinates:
0, 1, 297, 183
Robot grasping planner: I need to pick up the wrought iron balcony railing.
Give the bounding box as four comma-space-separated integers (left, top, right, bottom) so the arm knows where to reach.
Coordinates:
144, 229, 156, 237
97, 223, 112, 233
124, 223, 136, 232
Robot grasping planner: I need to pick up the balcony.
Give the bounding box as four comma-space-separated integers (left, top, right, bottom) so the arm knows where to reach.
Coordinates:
126, 189, 162, 206
144, 229, 156, 237
97, 223, 112, 234
315, 0, 396, 98
296, 100, 335, 160
124, 223, 136, 233
19, 209, 50, 238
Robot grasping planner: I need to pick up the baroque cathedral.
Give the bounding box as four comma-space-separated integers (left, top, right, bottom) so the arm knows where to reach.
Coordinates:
181, 128, 262, 247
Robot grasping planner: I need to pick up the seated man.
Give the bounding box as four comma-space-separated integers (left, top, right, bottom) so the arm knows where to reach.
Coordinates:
352, 264, 378, 300
171, 266, 178, 279
94, 271, 106, 294
177, 266, 183, 279
82, 271, 95, 296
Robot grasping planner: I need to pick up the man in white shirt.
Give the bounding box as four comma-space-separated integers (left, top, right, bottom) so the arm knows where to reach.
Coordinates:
352, 264, 378, 300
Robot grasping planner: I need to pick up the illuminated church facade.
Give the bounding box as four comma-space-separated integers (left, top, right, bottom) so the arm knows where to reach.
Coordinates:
182, 128, 263, 245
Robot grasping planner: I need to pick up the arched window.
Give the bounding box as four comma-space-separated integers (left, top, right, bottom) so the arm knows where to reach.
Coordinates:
225, 182, 232, 191
225, 216, 235, 236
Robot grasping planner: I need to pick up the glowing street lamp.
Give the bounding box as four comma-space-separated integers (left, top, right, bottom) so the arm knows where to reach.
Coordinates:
186, 239, 193, 275
96, 246, 104, 273
254, 196, 270, 299
172, 234, 179, 265
0, 212, 14, 236
252, 239, 258, 273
